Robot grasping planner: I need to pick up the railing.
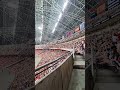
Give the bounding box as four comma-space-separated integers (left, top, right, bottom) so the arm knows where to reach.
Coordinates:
27, 51, 73, 90
55, 31, 85, 44
37, 32, 85, 48
35, 52, 71, 84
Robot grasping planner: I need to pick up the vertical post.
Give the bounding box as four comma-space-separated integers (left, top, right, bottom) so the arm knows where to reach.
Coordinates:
73, 45, 75, 59
91, 45, 94, 78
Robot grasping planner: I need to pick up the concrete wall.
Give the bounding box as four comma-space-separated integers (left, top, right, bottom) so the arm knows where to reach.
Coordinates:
35, 55, 73, 90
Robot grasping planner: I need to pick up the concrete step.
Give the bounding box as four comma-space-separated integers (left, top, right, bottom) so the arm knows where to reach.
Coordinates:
96, 76, 120, 83
96, 69, 120, 83
96, 69, 120, 77
75, 55, 85, 61
73, 55, 85, 69
94, 83, 120, 90
73, 61, 85, 69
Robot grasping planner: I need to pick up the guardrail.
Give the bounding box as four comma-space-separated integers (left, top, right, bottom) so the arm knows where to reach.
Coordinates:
35, 52, 71, 84
36, 32, 85, 49
28, 52, 73, 90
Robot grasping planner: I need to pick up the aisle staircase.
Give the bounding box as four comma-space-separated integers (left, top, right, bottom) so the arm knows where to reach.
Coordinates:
94, 69, 120, 90
68, 55, 85, 90
73, 55, 85, 69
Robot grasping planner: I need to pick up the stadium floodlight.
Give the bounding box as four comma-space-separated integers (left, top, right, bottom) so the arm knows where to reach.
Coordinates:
62, 0, 68, 12
52, 12, 62, 33
52, 28, 55, 33
58, 13, 62, 21
40, 36, 42, 42
38, 26, 42, 30
52, 22, 58, 33
38, 23, 43, 30
55, 22, 58, 28
37, 24, 43, 42
42, 15, 43, 19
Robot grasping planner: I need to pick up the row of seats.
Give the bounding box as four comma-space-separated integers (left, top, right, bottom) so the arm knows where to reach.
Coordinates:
38, 36, 85, 54
36, 49, 69, 68
46, 31, 84, 45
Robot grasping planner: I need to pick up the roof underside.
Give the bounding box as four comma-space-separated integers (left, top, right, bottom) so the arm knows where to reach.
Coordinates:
35, 0, 85, 44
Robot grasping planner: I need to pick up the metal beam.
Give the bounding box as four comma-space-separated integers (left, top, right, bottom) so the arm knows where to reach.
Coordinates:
44, 15, 72, 31
68, 0, 85, 13
42, 10, 83, 22
76, 0, 85, 6
44, 0, 61, 13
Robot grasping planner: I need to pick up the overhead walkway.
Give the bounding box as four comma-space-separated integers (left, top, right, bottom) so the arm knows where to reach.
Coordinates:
68, 54, 85, 90
94, 69, 120, 90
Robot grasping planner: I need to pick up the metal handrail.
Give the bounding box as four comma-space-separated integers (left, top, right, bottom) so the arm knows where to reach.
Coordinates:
26, 52, 73, 90
35, 54, 68, 75
35, 52, 71, 72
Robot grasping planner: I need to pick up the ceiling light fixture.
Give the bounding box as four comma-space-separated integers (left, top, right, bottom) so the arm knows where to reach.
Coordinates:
58, 13, 62, 21
38, 26, 43, 30
62, 0, 68, 12
40, 36, 42, 42
52, 22, 58, 33
38, 23, 43, 30
52, 0, 68, 33
37, 23, 43, 42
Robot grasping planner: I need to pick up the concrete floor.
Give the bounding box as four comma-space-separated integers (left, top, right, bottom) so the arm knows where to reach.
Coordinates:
68, 69, 85, 90
68, 55, 85, 90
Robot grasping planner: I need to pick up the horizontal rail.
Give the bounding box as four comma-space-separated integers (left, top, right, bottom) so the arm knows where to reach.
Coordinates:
35, 52, 72, 83
35, 52, 71, 72
27, 52, 73, 90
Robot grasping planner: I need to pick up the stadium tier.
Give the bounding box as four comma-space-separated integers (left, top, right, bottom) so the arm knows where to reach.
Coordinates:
34, 34, 86, 86
1, 0, 120, 90
35, 49, 72, 83
86, 23, 120, 67
36, 36, 85, 54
